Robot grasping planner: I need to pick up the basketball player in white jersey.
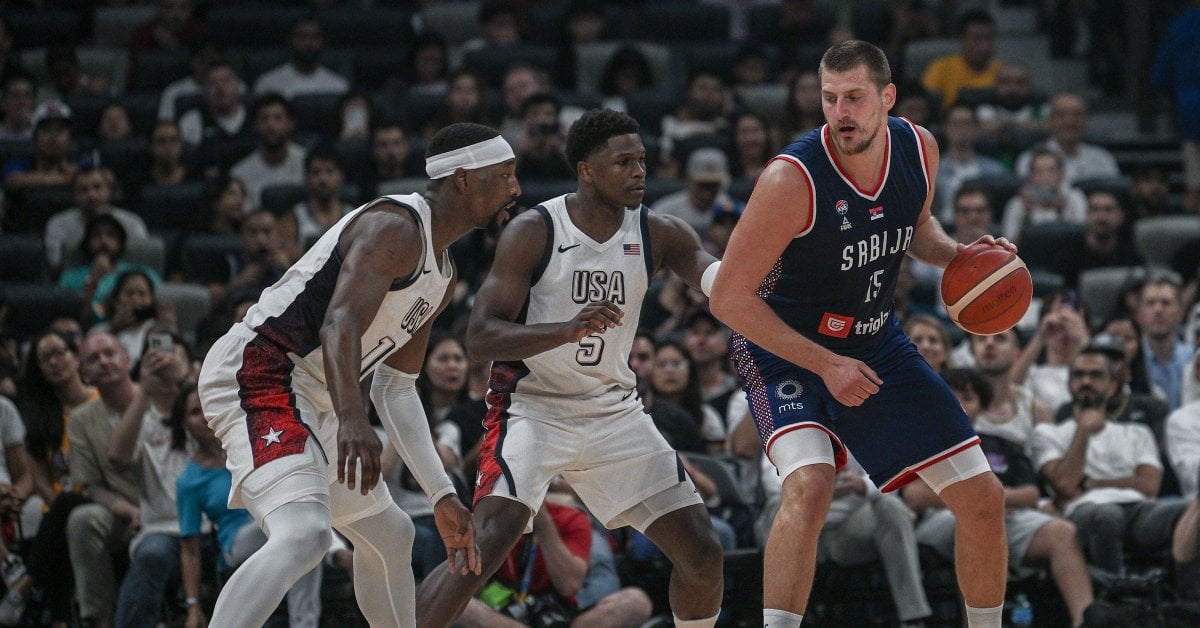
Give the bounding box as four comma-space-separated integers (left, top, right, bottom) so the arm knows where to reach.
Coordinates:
417, 110, 725, 627
197, 123, 519, 627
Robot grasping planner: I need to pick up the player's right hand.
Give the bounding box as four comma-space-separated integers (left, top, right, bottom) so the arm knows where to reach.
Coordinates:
337, 418, 383, 494
434, 495, 480, 575
562, 300, 624, 343
820, 354, 882, 407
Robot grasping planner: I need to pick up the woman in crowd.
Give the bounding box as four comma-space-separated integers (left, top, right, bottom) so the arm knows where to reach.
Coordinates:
728, 111, 774, 181
88, 270, 171, 365
648, 339, 725, 454
903, 313, 955, 374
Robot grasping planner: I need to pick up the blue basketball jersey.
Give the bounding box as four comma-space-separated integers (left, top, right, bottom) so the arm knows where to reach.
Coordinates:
739, 116, 932, 360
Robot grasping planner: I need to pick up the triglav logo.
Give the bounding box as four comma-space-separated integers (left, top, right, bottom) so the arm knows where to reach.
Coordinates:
818, 312, 854, 338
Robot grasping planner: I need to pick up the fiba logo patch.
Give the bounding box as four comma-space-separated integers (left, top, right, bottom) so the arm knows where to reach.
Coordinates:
775, 380, 803, 400
775, 380, 805, 413
835, 200, 849, 215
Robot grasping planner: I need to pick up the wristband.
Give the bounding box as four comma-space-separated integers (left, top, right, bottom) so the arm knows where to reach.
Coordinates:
700, 260, 721, 297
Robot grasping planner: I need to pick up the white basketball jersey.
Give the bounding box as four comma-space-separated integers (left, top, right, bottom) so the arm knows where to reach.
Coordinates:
497, 195, 651, 420
238, 193, 452, 385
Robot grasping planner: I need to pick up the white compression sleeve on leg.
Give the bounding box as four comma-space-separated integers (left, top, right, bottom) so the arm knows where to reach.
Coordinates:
700, 260, 721, 297
371, 364, 456, 505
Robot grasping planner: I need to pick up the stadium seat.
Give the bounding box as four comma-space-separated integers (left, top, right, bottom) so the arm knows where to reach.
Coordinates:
1078, 266, 1157, 329
0, 284, 83, 341
181, 234, 241, 284
316, 7, 412, 48
94, 5, 157, 48
260, 184, 306, 216
1075, 175, 1133, 204
1017, 222, 1085, 272
139, 182, 206, 234
3, 10, 80, 49
574, 41, 673, 96
902, 38, 958, 82
418, 2, 481, 47
624, 89, 679, 138
157, 282, 211, 345
0, 235, 47, 283
1134, 215, 1200, 269
62, 235, 166, 278
128, 49, 191, 93
679, 42, 742, 79
737, 84, 789, 126
4, 186, 74, 235
461, 45, 558, 89
963, 172, 1022, 220
353, 48, 408, 91
626, 3, 731, 42
207, 7, 307, 49
291, 93, 343, 137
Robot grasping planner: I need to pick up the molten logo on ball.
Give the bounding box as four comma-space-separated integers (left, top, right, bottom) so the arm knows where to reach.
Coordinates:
941, 244, 1033, 336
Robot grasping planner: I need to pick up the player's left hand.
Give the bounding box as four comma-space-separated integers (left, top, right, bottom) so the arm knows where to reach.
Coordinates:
336, 418, 383, 494
434, 495, 480, 575
959, 235, 1018, 255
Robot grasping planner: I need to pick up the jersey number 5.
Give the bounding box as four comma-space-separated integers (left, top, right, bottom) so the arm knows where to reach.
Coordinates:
576, 334, 605, 366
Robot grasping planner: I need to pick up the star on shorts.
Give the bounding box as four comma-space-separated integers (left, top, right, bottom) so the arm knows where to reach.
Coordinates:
260, 426, 284, 447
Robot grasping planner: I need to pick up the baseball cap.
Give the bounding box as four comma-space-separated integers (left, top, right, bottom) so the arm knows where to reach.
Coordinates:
1085, 332, 1127, 362
686, 148, 730, 185
32, 100, 71, 129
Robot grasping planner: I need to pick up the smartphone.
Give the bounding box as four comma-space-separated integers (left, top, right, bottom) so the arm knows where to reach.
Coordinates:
1060, 290, 1080, 312
147, 332, 172, 353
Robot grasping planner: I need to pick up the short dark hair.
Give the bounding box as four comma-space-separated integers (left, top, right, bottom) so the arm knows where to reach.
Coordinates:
954, 180, 992, 208
251, 93, 293, 121
820, 40, 891, 89
942, 367, 994, 409
425, 122, 503, 178
304, 145, 341, 172
957, 9, 996, 36
81, 213, 127, 259
520, 92, 560, 119
565, 109, 640, 174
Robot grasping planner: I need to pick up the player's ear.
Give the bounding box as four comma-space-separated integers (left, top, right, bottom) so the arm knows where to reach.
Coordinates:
452, 167, 470, 193
882, 83, 897, 110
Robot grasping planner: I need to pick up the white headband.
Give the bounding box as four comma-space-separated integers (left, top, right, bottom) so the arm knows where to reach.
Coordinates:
425, 136, 515, 179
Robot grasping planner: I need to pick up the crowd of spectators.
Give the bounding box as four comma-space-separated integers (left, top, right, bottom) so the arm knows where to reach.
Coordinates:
0, 0, 1197, 626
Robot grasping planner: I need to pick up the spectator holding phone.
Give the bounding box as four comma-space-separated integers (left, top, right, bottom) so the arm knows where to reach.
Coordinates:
1010, 291, 1091, 414
1002, 148, 1087, 244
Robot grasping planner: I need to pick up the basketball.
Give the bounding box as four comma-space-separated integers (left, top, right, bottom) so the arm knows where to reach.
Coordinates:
941, 243, 1033, 335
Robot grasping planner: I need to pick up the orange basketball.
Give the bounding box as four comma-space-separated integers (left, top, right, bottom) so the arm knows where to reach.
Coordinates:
941, 243, 1033, 335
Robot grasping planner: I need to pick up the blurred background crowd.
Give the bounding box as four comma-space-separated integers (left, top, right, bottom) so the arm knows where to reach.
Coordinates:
0, 0, 1198, 626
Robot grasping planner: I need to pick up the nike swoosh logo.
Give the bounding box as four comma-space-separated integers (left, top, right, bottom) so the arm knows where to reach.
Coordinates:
422, 268, 432, 274
557, 244, 581, 253
621, 391, 633, 402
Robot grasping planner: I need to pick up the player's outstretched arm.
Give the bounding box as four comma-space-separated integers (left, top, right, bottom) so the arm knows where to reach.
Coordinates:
322, 204, 422, 494
651, 213, 719, 290
467, 209, 623, 362
709, 159, 881, 407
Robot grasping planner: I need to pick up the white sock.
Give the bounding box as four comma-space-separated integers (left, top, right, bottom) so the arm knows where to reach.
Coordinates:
763, 608, 804, 627
673, 612, 719, 627
964, 603, 1003, 628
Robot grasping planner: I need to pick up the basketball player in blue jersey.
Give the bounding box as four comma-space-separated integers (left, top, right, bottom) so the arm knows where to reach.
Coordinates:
710, 41, 1016, 628
197, 123, 519, 627
417, 109, 725, 627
